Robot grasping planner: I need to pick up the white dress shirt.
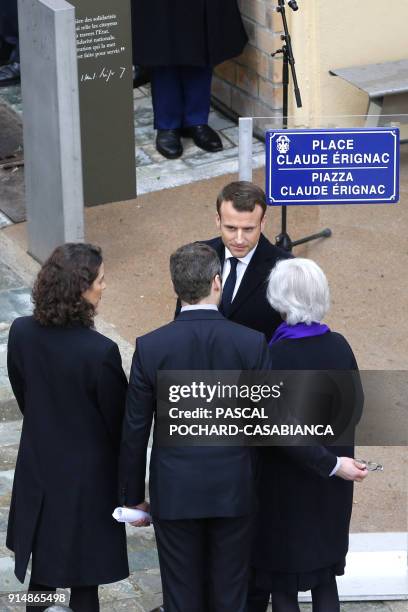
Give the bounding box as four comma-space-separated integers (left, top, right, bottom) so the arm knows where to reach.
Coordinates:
222, 244, 258, 302
180, 304, 218, 312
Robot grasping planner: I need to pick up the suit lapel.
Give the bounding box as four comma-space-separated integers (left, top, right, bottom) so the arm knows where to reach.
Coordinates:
213, 238, 225, 267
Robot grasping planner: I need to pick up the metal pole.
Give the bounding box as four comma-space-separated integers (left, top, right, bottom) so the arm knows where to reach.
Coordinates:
238, 117, 253, 181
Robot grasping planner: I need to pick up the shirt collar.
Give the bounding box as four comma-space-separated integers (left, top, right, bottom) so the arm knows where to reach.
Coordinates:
180, 304, 219, 312
224, 242, 258, 266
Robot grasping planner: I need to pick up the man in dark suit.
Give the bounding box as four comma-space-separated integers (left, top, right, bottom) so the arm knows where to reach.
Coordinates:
176, 181, 292, 342
119, 242, 272, 611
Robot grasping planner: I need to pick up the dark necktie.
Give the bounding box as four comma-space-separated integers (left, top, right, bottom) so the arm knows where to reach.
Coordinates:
220, 257, 239, 315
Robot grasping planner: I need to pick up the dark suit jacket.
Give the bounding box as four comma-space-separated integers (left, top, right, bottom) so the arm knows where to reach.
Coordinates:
175, 234, 292, 342
119, 309, 271, 519
7, 316, 129, 585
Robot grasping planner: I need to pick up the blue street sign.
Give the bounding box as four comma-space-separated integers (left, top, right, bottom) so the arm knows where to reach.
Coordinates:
265, 128, 400, 205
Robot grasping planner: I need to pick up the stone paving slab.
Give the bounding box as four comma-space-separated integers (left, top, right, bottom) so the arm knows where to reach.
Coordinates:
0, 442, 18, 472
0, 388, 13, 406
0, 327, 10, 350
0, 288, 32, 325
0, 423, 21, 449
0, 264, 23, 294
0, 508, 8, 533
0, 372, 10, 392
0, 86, 22, 115
0, 399, 19, 424
0, 556, 29, 594
0, 344, 6, 373
0, 213, 12, 230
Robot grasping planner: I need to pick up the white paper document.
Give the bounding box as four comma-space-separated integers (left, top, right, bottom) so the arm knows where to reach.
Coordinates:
112, 507, 152, 523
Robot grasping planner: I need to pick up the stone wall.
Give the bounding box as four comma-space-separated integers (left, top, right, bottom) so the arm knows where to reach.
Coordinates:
212, 0, 283, 120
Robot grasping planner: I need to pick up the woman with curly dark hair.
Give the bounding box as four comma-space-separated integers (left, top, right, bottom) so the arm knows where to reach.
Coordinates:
6, 243, 129, 612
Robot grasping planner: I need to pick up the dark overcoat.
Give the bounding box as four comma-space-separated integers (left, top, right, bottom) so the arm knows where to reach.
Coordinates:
252, 332, 362, 579
131, 0, 248, 66
6, 316, 129, 586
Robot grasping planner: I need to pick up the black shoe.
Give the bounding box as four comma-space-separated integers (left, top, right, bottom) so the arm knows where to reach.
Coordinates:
182, 124, 223, 153
0, 62, 20, 87
156, 129, 183, 159
150, 608, 164, 612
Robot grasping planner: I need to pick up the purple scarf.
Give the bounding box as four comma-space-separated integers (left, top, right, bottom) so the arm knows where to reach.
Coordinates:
269, 321, 330, 346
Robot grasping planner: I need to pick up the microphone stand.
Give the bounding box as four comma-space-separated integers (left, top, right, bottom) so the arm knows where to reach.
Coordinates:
272, 0, 331, 252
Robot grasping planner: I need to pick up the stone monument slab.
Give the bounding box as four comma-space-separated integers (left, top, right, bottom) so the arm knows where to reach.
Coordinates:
69, 0, 136, 206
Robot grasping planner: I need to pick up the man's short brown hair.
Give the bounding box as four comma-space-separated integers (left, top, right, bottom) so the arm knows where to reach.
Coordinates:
216, 181, 267, 216
170, 242, 221, 304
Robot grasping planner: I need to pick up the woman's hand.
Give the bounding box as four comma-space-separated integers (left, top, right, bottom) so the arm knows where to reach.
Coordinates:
335, 457, 368, 482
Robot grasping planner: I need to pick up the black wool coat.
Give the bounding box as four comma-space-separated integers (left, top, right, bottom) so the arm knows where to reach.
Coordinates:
131, 0, 248, 67
7, 316, 129, 586
252, 332, 362, 576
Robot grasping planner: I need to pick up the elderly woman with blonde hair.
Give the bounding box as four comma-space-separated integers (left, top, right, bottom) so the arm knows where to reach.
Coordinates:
248, 258, 367, 612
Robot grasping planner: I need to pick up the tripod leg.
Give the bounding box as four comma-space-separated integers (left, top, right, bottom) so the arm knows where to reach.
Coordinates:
291, 228, 332, 248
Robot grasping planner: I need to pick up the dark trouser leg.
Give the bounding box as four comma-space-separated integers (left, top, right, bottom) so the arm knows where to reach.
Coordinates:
311, 577, 340, 612
151, 67, 184, 129
180, 66, 212, 128
207, 515, 252, 612
69, 585, 100, 612
271, 591, 300, 612
154, 516, 252, 612
247, 592, 270, 612
26, 580, 56, 612
153, 518, 206, 612
247, 569, 270, 612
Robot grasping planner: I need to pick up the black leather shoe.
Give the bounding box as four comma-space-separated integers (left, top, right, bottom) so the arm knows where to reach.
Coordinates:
0, 62, 20, 87
182, 124, 223, 153
156, 129, 183, 159
149, 607, 164, 612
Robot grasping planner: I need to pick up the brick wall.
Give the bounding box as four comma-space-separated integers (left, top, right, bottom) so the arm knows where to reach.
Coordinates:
212, 0, 283, 120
